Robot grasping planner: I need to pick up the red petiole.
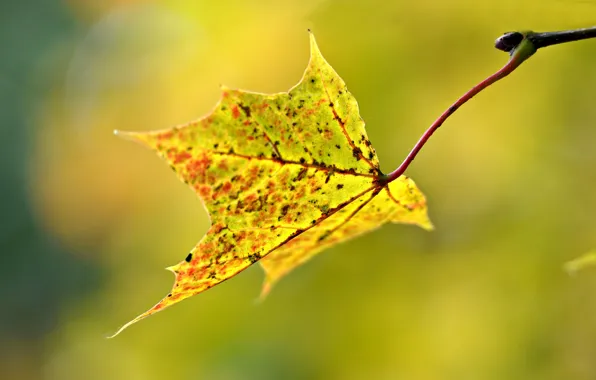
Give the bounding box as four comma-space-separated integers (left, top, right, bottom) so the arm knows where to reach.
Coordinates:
382, 27, 596, 184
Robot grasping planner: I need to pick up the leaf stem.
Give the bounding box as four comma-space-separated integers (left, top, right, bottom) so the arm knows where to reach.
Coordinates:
382, 27, 596, 184
528, 26, 596, 49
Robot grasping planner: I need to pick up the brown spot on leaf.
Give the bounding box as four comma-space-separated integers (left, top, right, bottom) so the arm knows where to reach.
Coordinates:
295, 168, 308, 181
248, 253, 261, 263
280, 204, 290, 217
239, 103, 251, 117
110, 34, 431, 337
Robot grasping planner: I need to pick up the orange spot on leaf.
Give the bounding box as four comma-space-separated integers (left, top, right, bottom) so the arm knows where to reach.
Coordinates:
174, 151, 192, 164
232, 105, 240, 119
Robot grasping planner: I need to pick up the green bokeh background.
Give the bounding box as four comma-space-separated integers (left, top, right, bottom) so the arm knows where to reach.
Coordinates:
2, 1, 596, 379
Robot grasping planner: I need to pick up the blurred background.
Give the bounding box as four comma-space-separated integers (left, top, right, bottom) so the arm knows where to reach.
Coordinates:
2, 0, 596, 379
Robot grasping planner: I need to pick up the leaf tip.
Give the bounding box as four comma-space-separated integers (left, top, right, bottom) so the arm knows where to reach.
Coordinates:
421, 218, 434, 231
109, 292, 176, 338
106, 326, 127, 339
165, 264, 179, 274
564, 251, 596, 276
113, 129, 142, 142
107, 315, 143, 338
564, 261, 580, 277
308, 31, 322, 60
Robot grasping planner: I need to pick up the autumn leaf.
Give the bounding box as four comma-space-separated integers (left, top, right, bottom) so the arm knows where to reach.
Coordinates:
111, 32, 432, 337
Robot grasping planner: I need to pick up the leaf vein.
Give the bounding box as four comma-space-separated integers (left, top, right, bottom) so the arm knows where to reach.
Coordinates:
385, 186, 403, 206
210, 150, 375, 177
237, 102, 283, 159
316, 67, 377, 170
322, 186, 382, 239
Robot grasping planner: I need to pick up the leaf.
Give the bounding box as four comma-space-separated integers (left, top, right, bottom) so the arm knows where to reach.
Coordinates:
565, 250, 596, 275
111, 32, 432, 337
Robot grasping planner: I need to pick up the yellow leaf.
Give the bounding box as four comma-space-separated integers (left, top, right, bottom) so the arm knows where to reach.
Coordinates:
111, 32, 431, 337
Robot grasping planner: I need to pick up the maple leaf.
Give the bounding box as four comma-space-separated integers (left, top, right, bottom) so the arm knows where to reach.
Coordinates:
112, 32, 432, 336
